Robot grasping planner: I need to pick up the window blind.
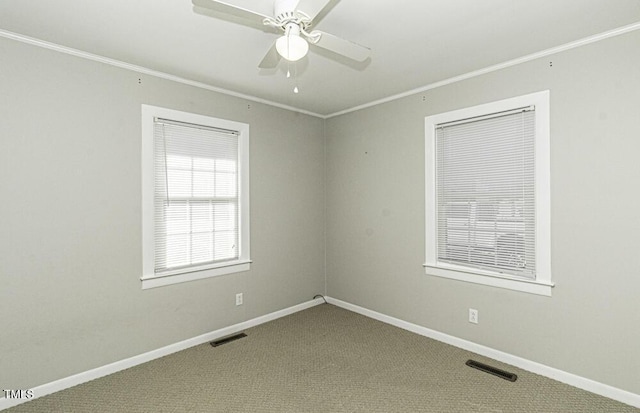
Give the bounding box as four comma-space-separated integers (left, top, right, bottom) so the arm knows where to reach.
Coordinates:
153, 118, 239, 274
435, 109, 536, 278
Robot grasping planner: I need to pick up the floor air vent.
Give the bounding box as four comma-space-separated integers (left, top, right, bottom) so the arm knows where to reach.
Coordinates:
210, 333, 247, 347
466, 359, 517, 382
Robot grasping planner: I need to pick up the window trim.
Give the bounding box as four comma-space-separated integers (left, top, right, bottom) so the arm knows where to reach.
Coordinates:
141, 105, 250, 289
424, 91, 552, 296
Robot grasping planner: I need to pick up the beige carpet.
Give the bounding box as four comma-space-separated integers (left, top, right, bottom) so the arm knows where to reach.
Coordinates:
5, 304, 638, 412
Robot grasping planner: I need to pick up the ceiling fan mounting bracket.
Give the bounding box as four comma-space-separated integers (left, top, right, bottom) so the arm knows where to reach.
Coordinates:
263, 8, 320, 44
263, 11, 312, 33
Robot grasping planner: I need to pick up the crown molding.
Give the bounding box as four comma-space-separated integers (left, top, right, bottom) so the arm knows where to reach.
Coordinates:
0, 29, 325, 119
325, 20, 640, 118
2, 20, 640, 120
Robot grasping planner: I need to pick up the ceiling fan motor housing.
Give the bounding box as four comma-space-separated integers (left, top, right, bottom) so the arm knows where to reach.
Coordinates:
274, 0, 300, 23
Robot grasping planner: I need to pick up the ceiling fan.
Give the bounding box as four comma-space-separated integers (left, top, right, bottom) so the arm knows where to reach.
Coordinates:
192, 0, 371, 68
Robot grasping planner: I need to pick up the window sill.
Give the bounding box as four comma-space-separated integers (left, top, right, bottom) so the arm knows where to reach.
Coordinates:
424, 264, 554, 297
141, 260, 251, 290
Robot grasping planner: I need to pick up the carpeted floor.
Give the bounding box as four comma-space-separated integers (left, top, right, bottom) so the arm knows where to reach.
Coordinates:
4, 304, 639, 412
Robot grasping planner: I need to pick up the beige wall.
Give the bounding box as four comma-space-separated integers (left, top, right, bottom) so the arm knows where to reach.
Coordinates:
325, 30, 640, 394
0, 37, 325, 389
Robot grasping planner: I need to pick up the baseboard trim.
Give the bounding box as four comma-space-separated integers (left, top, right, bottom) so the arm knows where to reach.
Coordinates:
0, 298, 324, 411
325, 296, 640, 409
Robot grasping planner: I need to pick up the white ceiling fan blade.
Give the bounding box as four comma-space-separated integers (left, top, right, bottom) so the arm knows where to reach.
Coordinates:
295, 0, 332, 21
258, 43, 282, 69
312, 31, 370, 62
192, 0, 270, 24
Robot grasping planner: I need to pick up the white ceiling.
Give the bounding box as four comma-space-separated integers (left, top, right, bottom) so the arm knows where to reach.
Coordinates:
1, 1, 639, 117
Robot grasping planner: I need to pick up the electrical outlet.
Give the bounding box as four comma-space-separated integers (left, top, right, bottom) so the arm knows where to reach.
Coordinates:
469, 308, 478, 324
235, 293, 243, 306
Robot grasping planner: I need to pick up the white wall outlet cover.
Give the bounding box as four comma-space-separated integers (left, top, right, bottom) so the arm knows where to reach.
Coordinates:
469, 308, 479, 324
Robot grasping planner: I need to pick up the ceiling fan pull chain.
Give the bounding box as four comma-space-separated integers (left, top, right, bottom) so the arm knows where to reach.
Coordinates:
291, 62, 299, 94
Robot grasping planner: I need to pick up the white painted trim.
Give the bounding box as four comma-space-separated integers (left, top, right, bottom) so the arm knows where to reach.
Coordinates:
140, 104, 251, 289
424, 265, 553, 297
2, 297, 638, 410
0, 29, 324, 119
3, 21, 640, 120
424, 91, 552, 297
326, 21, 640, 118
141, 261, 252, 289
325, 297, 640, 409
0, 298, 325, 411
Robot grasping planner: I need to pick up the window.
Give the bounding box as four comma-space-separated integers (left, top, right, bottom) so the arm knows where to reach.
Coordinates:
425, 91, 552, 296
142, 105, 250, 289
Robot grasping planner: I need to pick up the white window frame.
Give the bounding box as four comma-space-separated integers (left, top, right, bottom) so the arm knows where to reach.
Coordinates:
141, 105, 251, 289
424, 91, 552, 296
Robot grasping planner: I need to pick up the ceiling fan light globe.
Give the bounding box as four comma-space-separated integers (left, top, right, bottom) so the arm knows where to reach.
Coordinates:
276, 34, 309, 62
